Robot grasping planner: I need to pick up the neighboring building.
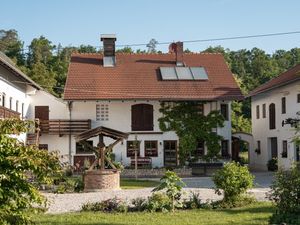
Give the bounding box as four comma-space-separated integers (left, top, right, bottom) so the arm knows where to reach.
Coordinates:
248, 64, 300, 170
0, 52, 90, 163
63, 35, 243, 168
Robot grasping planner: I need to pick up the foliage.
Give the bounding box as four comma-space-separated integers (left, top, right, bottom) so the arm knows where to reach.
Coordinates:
0, 118, 61, 224
131, 197, 148, 212
183, 192, 204, 209
267, 158, 278, 171
159, 102, 224, 163
146, 38, 158, 53
212, 162, 254, 207
146, 192, 172, 212
268, 165, 300, 224
81, 197, 128, 213
231, 101, 251, 133
152, 171, 185, 211
54, 177, 83, 194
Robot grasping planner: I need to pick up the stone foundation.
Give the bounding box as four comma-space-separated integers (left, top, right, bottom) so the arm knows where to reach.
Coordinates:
84, 169, 120, 191
121, 167, 192, 178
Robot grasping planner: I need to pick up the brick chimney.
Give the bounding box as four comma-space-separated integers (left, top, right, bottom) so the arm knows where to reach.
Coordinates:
169, 42, 183, 66
101, 34, 116, 67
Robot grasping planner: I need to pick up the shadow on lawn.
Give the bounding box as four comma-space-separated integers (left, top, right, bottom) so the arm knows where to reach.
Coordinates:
221, 204, 274, 215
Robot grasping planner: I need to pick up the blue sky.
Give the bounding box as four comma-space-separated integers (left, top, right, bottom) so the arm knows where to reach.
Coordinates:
1, 0, 300, 53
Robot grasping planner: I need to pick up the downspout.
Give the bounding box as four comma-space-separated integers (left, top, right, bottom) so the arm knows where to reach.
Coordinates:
68, 101, 73, 165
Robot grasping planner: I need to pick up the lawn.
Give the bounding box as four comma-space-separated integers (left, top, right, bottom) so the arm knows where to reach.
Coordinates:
120, 178, 160, 189
34, 202, 274, 225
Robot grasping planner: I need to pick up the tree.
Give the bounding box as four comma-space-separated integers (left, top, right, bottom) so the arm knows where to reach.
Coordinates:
77, 45, 97, 53
116, 46, 133, 53
146, 38, 158, 53
0, 29, 25, 66
159, 102, 225, 164
0, 119, 61, 224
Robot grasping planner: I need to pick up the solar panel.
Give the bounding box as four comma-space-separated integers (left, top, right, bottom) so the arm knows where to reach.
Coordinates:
190, 67, 208, 80
160, 67, 177, 80
160, 67, 208, 80
175, 67, 193, 80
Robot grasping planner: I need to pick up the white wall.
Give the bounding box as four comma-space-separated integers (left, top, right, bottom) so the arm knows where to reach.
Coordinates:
70, 100, 233, 167
251, 81, 300, 170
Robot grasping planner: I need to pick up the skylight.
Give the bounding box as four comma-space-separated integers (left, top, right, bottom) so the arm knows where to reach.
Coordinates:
160, 67, 208, 80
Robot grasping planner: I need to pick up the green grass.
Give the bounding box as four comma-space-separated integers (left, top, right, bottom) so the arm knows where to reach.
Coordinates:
34, 202, 274, 225
120, 178, 160, 189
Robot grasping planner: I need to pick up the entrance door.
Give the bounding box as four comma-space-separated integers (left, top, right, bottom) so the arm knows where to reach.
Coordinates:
270, 137, 278, 158
164, 140, 177, 167
231, 137, 240, 162
296, 145, 300, 162
35, 106, 49, 132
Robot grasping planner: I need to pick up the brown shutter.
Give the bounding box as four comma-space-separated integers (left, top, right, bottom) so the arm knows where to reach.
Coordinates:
131, 104, 153, 131
35, 106, 49, 120
269, 103, 276, 130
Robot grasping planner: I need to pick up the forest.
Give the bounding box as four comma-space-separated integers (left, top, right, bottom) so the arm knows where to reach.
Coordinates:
1, 29, 300, 133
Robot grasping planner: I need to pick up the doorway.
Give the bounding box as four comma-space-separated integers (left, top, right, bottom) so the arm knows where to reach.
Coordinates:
163, 140, 177, 167
270, 137, 278, 159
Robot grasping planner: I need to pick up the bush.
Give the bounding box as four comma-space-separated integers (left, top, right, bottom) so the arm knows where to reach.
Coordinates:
81, 197, 128, 213
267, 158, 278, 171
212, 162, 254, 207
54, 177, 83, 193
131, 197, 147, 212
183, 192, 203, 209
268, 165, 300, 224
152, 171, 185, 211
146, 192, 172, 212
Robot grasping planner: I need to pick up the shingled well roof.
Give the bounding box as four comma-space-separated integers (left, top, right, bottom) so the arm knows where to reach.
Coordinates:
64, 53, 243, 101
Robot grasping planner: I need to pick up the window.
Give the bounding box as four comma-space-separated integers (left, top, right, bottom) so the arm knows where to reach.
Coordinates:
16, 100, 19, 112
298, 94, 300, 103
281, 97, 286, 114
256, 105, 260, 119
145, 141, 158, 157
131, 104, 153, 131
220, 104, 228, 120
282, 140, 288, 158
257, 141, 261, 154
196, 103, 204, 115
96, 104, 109, 121
262, 104, 266, 118
9, 97, 12, 110
221, 140, 229, 157
21, 103, 24, 118
127, 141, 140, 157
269, 103, 276, 130
1, 93, 5, 107
195, 140, 205, 157
76, 141, 94, 154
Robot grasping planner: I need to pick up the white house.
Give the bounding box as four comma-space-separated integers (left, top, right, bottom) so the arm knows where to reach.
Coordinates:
62, 35, 243, 168
0, 35, 243, 169
248, 64, 300, 170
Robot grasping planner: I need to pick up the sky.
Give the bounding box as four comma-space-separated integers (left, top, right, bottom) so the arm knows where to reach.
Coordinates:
1, 0, 300, 53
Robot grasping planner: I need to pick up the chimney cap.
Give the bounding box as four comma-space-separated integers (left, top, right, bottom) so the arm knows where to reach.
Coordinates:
101, 34, 117, 40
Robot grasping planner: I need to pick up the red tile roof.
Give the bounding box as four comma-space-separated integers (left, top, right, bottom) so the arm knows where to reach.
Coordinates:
64, 53, 243, 101
248, 64, 300, 97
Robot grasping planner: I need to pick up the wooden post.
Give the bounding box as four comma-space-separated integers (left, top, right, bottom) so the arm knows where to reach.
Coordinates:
98, 135, 105, 171
134, 134, 138, 180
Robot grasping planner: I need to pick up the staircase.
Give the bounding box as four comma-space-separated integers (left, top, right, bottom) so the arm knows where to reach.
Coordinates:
26, 119, 41, 146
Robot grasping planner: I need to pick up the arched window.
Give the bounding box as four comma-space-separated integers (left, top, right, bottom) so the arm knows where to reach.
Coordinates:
269, 103, 276, 130
131, 104, 153, 131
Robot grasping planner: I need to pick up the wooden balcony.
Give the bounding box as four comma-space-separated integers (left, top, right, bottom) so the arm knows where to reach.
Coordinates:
39, 119, 91, 135
0, 105, 20, 119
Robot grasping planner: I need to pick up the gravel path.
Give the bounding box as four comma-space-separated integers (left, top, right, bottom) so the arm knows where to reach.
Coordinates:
43, 187, 270, 214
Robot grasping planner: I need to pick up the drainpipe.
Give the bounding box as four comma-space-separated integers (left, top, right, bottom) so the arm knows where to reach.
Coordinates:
68, 101, 73, 165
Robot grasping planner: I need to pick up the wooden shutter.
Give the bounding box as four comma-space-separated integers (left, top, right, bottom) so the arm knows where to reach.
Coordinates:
35, 106, 49, 120
269, 103, 276, 130
131, 104, 153, 131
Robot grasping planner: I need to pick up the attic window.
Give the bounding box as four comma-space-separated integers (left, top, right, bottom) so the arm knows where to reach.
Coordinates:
160, 67, 208, 80
96, 104, 109, 121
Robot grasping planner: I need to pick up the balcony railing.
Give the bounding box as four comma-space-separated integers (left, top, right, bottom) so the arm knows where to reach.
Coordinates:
0, 106, 20, 119
39, 119, 91, 135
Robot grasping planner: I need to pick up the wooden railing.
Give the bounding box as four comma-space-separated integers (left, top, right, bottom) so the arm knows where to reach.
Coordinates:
39, 119, 91, 135
0, 105, 20, 119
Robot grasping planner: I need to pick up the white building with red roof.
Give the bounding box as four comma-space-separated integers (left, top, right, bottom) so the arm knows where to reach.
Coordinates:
248, 64, 300, 170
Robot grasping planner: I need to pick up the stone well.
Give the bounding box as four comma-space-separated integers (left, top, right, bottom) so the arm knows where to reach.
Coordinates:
83, 169, 120, 191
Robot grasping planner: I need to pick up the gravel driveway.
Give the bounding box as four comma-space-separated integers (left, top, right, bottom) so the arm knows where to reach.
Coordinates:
44, 187, 270, 214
